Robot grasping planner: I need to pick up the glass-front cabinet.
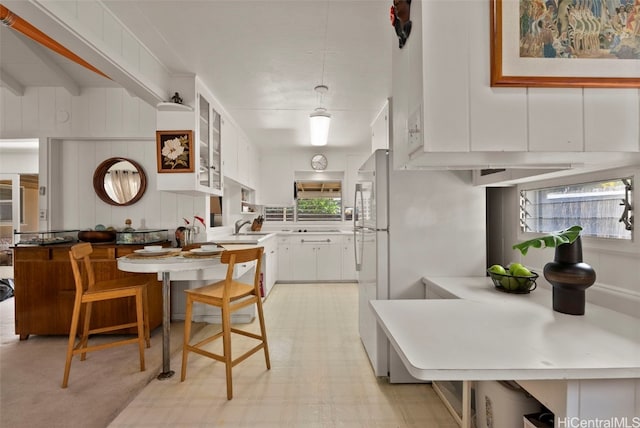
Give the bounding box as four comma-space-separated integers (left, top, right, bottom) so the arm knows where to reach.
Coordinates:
198, 94, 221, 191
156, 83, 222, 196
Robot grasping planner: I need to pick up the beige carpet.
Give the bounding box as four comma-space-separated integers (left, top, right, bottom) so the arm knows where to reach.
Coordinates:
0, 297, 205, 428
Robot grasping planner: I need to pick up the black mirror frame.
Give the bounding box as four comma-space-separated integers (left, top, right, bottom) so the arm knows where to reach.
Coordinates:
93, 157, 147, 206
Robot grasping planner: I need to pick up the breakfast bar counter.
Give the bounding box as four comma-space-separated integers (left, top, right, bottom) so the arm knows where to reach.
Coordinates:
370, 276, 640, 426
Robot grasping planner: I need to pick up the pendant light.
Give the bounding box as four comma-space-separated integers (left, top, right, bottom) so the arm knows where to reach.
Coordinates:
309, 85, 330, 146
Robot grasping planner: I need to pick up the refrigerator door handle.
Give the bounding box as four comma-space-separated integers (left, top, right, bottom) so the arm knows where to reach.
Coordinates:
354, 186, 364, 271
354, 184, 363, 229
354, 228, 362, 271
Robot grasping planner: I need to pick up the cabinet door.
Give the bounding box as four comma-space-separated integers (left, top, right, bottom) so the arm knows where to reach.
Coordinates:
209, 107, 222, 190
341, 235, 356, 280
221, 117, 238, 181
198, 94, 212, 188
316, 241, 342, 281
264, 247, 277, 296
237, 135, 250, 186
291, 242, 316, 281
277, 244, 291, 281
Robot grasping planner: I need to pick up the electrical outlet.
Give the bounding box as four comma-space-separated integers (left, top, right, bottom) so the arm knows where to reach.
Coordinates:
39, 209, 47, 220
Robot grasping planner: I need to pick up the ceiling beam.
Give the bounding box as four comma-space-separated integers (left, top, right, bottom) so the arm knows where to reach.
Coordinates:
0, 67, 25, 96
3, 1, 168, 107
15, 33, 81, 96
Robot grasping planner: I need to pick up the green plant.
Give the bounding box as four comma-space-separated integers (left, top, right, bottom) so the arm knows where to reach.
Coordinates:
512, 225, 582, 256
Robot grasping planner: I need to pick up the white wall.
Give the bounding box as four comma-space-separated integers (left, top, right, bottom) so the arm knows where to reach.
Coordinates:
54, 139, 207, 239
0, 150, 38, 174
0, 86, 209, 242
259, 149, 369, 208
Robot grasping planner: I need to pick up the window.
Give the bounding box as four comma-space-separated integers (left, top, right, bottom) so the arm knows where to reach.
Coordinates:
295, 180, 342, 221
264, 180, 343, 222
520, 177, 633, 240
264, 206, 294, 222
0, 184, 24, 224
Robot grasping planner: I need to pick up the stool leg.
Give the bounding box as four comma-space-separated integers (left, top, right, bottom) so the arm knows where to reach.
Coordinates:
256, 298, 270, 369
181, 294, 193, 381
135, 289, 146, 372
62, 298, 82, 388
80, 301, 92, 361
222, 304, 233, 400
143, 285, 151, 348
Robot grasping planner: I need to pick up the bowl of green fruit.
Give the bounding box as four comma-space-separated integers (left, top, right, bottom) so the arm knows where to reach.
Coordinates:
487, 263, 538, 294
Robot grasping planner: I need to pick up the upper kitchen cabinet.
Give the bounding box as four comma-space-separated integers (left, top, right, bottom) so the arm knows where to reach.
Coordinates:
221, 117, 260, 196
156, 78, 223, 196
197, 95, 222, 191
371, 100, 390, 152
392, 0, 640, 171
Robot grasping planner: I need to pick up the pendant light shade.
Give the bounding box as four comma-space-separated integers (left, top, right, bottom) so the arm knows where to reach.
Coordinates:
309, 108, 331, 146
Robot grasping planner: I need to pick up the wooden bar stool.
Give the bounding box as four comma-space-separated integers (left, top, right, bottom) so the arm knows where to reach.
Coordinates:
181, 247, 270, 399
62, 242, 150, 388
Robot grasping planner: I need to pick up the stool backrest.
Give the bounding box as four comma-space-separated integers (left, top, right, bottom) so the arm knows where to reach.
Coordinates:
220, 247, 263, 294
69, 242, 96, 294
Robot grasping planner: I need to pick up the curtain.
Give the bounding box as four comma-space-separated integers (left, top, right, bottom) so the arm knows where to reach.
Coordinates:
105, 170, 139, 203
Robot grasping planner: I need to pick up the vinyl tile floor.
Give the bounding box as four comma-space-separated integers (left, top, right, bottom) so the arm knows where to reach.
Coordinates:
109, 283, 460, 428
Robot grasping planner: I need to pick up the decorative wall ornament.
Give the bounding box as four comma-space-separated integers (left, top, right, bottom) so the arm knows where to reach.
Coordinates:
490, 0, 640, 88
390, 0, 412, 48
156, 130, 194, 173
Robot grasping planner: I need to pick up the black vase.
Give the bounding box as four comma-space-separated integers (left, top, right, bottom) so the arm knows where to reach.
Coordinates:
543, 236, 596, 315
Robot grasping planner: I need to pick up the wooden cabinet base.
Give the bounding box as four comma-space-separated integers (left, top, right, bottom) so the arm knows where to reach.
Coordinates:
13, 244, 164, 339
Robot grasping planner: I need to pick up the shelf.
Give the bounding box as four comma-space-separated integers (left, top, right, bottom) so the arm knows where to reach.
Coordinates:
156, 102, 193, 112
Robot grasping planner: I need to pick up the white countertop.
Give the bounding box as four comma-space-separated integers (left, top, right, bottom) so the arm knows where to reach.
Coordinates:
370, 276, 640, 381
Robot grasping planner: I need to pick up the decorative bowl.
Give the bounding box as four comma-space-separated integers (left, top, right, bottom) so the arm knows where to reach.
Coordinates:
487, 269, 538, 294
78, 230, 117, 243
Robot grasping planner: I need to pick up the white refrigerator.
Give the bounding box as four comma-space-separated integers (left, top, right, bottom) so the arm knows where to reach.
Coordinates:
354, 149, 486, 382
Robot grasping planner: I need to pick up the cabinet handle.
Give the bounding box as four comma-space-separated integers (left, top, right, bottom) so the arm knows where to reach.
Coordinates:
301, 239, 331, 243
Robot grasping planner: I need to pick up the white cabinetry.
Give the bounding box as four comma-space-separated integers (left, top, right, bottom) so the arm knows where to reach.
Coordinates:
221, 116, 238, 182
262, 236, 278, 298
291, 235, 342, 281
341, 234, 356, 281
392, 0, 640, 171
277, 236, 293, 281
220, 118, 260, 191
371, 101, 390, 152
156, 87, 222, 195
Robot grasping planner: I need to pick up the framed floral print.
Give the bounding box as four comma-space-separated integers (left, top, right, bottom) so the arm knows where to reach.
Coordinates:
490, 0, 640, 88
156, 130, 194, 173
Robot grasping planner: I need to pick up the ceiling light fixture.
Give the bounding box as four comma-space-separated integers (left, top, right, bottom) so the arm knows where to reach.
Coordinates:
310, 85, 330, 146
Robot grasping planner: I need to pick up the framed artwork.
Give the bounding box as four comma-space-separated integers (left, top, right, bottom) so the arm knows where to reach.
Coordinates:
490, 0, 640, 88
156, 130, 194, 173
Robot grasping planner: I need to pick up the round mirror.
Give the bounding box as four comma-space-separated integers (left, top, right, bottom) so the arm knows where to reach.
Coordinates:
93, 157, 147, 206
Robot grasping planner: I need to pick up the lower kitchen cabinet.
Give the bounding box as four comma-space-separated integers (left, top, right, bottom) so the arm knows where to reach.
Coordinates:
262, 236, 278, 297
290, 235, 342, 281
13, 244, 163, 339
341, 235, 356, 280
277, 236, 293, 281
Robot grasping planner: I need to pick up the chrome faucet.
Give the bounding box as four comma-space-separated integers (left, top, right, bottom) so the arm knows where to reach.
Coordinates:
234, 219, 251, 235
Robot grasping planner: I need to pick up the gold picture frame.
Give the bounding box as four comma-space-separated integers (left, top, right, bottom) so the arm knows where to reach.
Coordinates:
156, 130, 194, 173
490, 0, 640, 88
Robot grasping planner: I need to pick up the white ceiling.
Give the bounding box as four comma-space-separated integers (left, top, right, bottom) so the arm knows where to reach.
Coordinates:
1, 1, 393, 153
